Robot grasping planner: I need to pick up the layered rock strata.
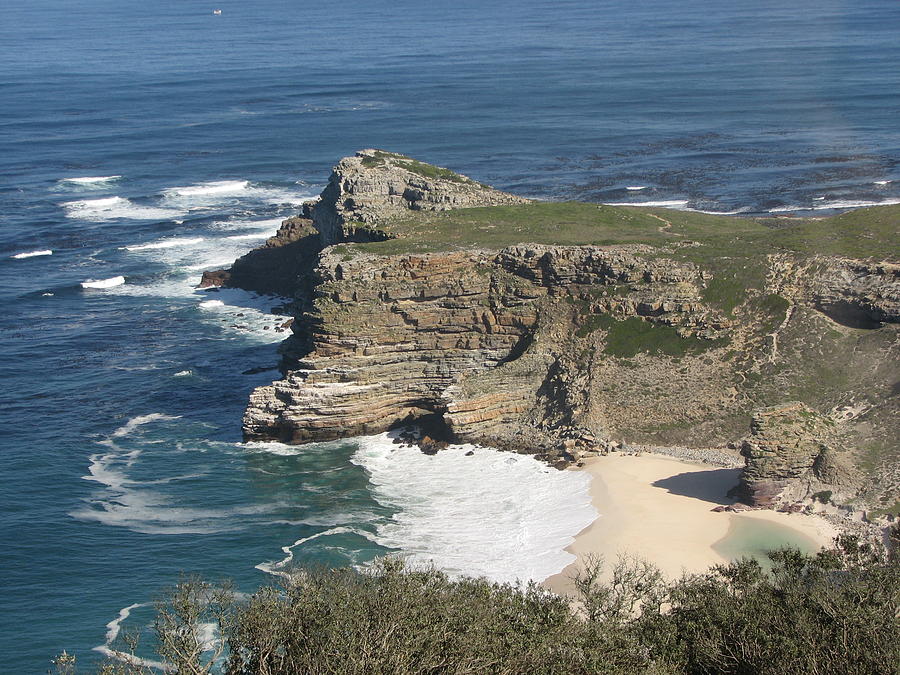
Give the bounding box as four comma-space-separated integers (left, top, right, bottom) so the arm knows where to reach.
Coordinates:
222, 151, 899, 511
306, 149, 530, 245
738, 403, 833, 506
243, 244, 733, 463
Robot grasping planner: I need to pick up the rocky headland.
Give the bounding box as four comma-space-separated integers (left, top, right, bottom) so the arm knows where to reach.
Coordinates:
206, 149, 899, 521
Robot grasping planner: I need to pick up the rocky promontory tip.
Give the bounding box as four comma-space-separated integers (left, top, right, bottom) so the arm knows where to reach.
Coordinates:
198, 149, 530, 297
206, 151, 898, 517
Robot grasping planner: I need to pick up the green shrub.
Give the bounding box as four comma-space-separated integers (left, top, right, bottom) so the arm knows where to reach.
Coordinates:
79, 538, 899, 675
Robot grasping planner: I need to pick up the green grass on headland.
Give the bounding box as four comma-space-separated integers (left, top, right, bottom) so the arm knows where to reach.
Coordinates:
348, 202, 900, 262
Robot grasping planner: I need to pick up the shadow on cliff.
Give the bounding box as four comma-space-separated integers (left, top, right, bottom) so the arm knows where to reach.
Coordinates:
651, 468, 741, 505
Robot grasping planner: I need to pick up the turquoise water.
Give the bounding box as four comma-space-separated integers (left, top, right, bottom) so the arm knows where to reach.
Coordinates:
2, 0, 899, 671
713, 515, 821, 569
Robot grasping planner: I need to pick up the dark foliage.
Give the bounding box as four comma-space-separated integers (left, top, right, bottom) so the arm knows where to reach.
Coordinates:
76, 537, 898, 675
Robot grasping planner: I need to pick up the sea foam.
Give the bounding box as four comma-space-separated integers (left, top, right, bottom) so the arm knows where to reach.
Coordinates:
62, 196, 180, 221
122, 237, 205, 252
162, 180, 307, 209
11, 249, 52, 259
93, 603, 169, 671
81, 276, 125, 289
58, 175, 122, 187
769, 197, 900, 213
73, 413, 284, 535
351, 435, 596, 584
605, 199, 691, 208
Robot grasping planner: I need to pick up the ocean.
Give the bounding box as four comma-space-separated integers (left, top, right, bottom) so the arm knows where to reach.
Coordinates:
1, 0, 898, 670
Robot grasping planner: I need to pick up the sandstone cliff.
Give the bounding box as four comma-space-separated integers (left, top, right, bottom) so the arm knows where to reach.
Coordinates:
218, 151, 900, 515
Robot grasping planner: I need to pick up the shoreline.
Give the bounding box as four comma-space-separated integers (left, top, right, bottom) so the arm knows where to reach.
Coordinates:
543, 453, 838, 595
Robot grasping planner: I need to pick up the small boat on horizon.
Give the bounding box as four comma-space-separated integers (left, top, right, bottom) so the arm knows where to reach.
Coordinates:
213, 9, 222, 15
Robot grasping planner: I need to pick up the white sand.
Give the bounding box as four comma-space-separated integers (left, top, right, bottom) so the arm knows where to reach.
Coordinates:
543, 453, 838, 595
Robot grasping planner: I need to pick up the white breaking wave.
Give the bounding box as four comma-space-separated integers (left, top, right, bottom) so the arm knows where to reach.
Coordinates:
255, 526, 378, 578
162, 180, 308, 209
351, 435, 597, 584
226, 233, 270, 240
109, 412, 180, 439
62, 196, 181, 221
625, 186, 647, 191
59, 175, 122, 185
93, 603, 170, 672
769, 197, 900, 213
122, 237, 205, 252
73, 413, 282, 534
82, 275, 125, 289
11, 249, 52, 259
873, 180, 892, 186
210, 216, 286, 232
189, 289, 290, 343
605, 199, 691, 208
163, 179, 250, 200
694, 206, 753, 216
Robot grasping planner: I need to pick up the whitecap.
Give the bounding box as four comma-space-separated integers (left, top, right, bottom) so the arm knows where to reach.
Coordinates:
11, 249, 52, 259
93, 603, 170, 672
769, 197, 900, 213
693, 207, 753, 216
59, 175, 121, 185
625, 186, 647, 191
122, 237, 205, 252
73, 413, 284, 535
255, 526, 378, 578
225, 233, 269, 240
62, 196, 181, 221
162, 180, 310, 209
81, 275, 125, 289
198, 299, 224, 308
605, 199, 691, 208
873, 180, 892, 186
109, 413, 180, 439
164, 179, 250, 199
209, 216, 285, 234
351, 434, 597, 584
174, 370, 193, 377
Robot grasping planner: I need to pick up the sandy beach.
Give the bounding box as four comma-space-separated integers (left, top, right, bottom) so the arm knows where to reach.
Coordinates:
544, 453, 838, 595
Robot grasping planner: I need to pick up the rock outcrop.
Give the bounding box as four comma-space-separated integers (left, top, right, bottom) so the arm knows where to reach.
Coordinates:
243, 243, 737, 463
738, 403, 833, 506
214, 151, 899, 512
199, 216, 321, 297
768, 255, 900, 329
202, 149, 529, 297
306, 149, 530, 245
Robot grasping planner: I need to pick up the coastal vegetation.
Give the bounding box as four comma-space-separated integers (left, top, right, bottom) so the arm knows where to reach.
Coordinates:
349, 201, 899, 262
81, 536, 898, 674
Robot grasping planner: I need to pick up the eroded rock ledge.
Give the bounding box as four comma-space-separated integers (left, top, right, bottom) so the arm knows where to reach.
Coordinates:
221, 150, 898, 512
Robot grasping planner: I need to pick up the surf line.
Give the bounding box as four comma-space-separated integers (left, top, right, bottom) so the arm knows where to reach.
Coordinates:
255, 526, 378, 578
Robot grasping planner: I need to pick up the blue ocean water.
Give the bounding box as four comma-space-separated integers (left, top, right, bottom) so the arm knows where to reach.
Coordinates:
2, 0, 899, 670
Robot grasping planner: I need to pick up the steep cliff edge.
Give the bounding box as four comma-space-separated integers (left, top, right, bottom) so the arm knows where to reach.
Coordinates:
220, 151, 899, 514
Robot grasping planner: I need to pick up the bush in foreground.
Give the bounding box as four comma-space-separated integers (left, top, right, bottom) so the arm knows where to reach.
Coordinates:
73, 536, 898, 674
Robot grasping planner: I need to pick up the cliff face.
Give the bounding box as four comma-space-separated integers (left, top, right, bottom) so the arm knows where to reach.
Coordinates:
243, 244, 727, 459
225, 151, 899, 512
306, 149, 530, 245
